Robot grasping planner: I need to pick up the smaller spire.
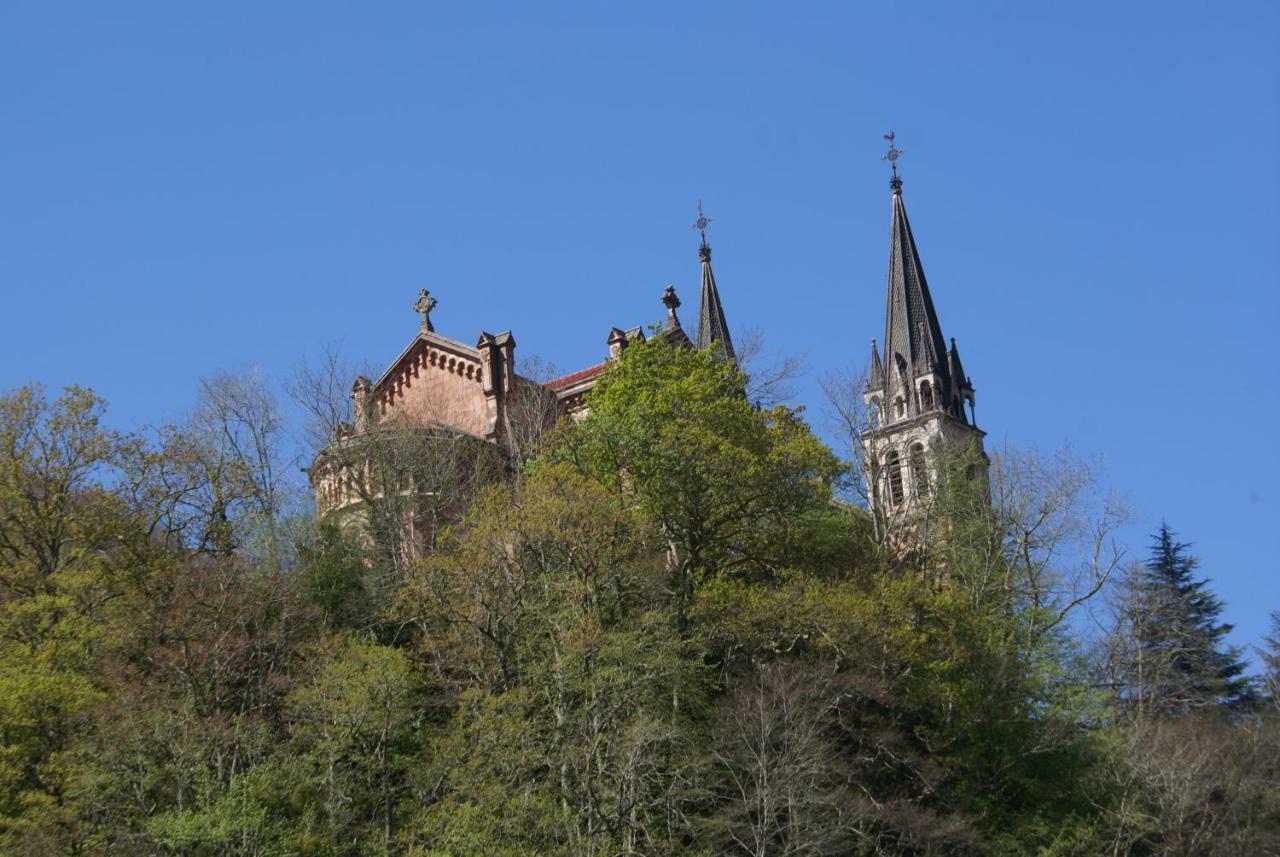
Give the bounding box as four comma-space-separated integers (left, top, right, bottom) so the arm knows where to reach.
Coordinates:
941, 338, 976, 424
947, 337, 972, 393
914, 320, 939, 371
693, 201, 734, 361
696, 202, 737, 358
882, 131, 904, 194
662, 284, 683, 331
868, 339, 884, 388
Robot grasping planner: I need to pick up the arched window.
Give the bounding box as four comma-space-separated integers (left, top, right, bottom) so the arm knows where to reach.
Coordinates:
894, 397, 906, 419
868, 397, 880, 427
885, 450, 905, 506
919, 380, 933, 409
909, 442, 929, 498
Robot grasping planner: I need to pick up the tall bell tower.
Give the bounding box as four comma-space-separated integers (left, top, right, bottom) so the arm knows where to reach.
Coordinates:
862, 135, 986, 523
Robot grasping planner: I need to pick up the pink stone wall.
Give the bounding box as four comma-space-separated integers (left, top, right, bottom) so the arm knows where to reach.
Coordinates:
376, 341, 489, 438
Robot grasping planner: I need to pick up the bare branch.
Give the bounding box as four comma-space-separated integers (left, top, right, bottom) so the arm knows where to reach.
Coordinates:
736, 326, 804, 408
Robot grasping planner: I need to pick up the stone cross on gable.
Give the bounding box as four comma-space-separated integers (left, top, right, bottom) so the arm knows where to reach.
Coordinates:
662, 284, 681, 310
413, 289, 437, 332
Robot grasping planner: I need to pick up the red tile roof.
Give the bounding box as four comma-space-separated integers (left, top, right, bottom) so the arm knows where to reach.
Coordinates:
546, 361, 609, 391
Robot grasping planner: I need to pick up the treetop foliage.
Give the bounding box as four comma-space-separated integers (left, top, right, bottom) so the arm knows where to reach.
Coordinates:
0, 351, 1276, 855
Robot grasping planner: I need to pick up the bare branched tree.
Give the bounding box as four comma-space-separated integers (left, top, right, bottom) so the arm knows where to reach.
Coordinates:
187, 368, 294, 571
987, 444, 1129, 647
1091, 713, 1280, 855
711, 662, 853, 856
319, 424, 504, 586
285, 343, 355, 456
501, 354, 564, 475
288, 342, 510, 585
736, 326, 805, 408
819, 365, 875, 510
820, 364, 936, 551
285, 343, 380, 459
822, 363, 1125, 633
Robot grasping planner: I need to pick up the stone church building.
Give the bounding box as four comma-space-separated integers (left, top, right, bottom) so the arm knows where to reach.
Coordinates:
310, 149, 985, 531
309, 214, 737, 521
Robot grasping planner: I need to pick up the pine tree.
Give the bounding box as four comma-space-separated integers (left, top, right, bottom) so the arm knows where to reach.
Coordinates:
1120, 522, 1252, 715
1258, 610, 1280, 711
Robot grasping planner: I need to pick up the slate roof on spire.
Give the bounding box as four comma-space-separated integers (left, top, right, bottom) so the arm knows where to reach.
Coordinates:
696, 242, 735, 360
868, 339, 884, 389
882, 181, 948, 384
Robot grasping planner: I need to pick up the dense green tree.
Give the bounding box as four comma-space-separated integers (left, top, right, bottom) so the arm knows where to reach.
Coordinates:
1110, 523, 1252, 716
545, 339, 851, 623
694, 568, 1100, 853
298, 520, 376, 632
286, 635, 422, 855
0, 385, 129, 592
398, 463, 706, 855
0, 386, 131, 853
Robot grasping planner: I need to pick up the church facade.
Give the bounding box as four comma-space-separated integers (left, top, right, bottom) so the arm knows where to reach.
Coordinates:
310, 145, 986, 531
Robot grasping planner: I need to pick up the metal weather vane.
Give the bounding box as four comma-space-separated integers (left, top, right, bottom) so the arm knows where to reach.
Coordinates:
882, 131, 904, 180
692, 199, 712, 246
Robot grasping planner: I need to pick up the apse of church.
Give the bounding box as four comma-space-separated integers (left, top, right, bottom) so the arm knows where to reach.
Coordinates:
307, 205, 734, 520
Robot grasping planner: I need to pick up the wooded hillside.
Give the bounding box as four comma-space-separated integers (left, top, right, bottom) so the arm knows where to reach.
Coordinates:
1, 342, 1276, 855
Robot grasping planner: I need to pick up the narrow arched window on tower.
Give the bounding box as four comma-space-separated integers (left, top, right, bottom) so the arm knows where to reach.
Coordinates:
885, 450, 905, 506
868, 397, 880, 427
919, 380, 933, 410
910, 442, 929, 498
894, 397, 905, 419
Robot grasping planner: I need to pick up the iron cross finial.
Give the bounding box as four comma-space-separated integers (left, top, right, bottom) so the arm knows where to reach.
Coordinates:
882, 131, 904, 181
692, 200, 712, 246
413, 288, 438, 333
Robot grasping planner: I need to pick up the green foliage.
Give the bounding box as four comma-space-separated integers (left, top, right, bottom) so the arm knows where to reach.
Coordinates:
400, 461, 661, 691
543, 340, 848, 625
0, 386, 130, 853
399, 462, 708, 854
288, 635, 422, 855
694, 566, 1103, 850
146, 763, 296, 857
1, 365, 1275, 854
299, 521, 375, 631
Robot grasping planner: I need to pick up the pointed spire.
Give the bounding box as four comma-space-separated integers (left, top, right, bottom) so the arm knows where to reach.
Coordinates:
946, 337, 975, 424
662, 284, 683, 331
868, 339, 884, 389
881, 163, 948, 388
947, 337, 970, 392
693, 201, 734, 360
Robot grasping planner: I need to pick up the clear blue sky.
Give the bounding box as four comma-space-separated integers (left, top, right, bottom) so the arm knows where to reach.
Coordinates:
2, 3, 1277, 652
